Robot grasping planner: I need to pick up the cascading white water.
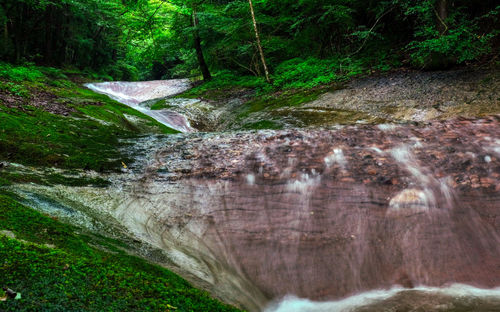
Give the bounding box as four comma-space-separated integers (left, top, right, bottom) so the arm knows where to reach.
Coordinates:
265, 285, 500, 312
85, 80, 196, 132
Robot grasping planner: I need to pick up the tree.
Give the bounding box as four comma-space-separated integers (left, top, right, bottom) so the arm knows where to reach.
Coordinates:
247, 0, 270, 83
436, 0, 448, 34
192, 5, 212, 81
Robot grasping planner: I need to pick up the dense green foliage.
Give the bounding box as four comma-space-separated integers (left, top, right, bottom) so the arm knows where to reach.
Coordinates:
1, 0, 498, 85
0, 193, 241, 311
0, 0, 135, 79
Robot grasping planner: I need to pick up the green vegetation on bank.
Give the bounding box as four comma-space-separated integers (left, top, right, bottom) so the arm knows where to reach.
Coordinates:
0, 63, 176, 175
0, 193, 241, 312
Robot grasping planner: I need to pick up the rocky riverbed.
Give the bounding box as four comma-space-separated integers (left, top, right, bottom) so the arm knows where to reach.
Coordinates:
4, 68, 500, 312
11, 115, 500, 311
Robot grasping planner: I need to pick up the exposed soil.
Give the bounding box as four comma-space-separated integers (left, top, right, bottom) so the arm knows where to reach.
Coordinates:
0, 89, 76, 116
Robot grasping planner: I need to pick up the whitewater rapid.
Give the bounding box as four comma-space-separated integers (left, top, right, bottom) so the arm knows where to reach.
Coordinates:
85, 80, 195, 132
265, 284, 500, 312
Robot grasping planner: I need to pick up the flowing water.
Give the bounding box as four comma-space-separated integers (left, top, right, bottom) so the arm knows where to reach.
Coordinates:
46, 80, 500, 311
85, 80, 195, 132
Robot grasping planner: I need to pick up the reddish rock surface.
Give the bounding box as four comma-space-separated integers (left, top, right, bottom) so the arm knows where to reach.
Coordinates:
127, 116, 500, 310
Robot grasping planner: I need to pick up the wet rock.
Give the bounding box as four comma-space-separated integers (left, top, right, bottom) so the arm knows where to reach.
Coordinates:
0, 230, 16, 239
86, 80, 195, 132
107, 115, 500, 310
388, 188, 430, 215
19, 115, 500, 312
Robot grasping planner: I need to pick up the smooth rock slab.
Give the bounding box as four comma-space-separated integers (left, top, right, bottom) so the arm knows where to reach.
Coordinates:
21, 116, 500, 311
120, 115, 500, 310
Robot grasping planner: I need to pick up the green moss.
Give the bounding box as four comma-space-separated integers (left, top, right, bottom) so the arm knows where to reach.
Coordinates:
0, 177, 11, 186
271, 108, 385, 126
149, 100, 174, 110
236, 88, 330, 121
180, 73, 266, 100
0, 63, 45, 82
0, 106, 131, 171
242, 120, 283, 130
0, 171, 110, 187
0, 194, 242, 311
0, 81, 30, 98
0, 193, 91, 252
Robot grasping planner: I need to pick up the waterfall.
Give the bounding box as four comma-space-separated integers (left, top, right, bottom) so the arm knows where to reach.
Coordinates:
85, 80, 196, 133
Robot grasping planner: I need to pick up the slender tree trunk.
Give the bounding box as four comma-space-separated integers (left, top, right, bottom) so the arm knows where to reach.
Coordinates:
192, 7, 211, 81
57, 9, 67, 64
248, 0, 270, 83
436, 0, 448, 34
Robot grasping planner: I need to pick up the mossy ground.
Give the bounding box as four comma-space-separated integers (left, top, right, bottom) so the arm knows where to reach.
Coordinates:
0, 169, 110, 188
149, 101, 175, 111
235, 88, 329, 121
0, 192, 241, 311
179, 78, 346, 130
0, 64, 177, 184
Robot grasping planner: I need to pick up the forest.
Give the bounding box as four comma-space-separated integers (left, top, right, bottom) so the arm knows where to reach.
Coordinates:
1, 1, 500, 312
1, 0, 499, 87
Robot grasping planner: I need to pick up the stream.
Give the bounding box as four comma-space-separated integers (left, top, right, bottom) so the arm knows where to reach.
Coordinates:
86, 80, 196, 132
23, 80, 500, 311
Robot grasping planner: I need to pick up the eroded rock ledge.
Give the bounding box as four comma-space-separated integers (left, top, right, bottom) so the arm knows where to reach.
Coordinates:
15, 116, 500, 312
81, 117, 500, 308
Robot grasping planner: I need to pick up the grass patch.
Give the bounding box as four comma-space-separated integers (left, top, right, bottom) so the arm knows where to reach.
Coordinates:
0, 193, 242, 311
149, 100, 175, 111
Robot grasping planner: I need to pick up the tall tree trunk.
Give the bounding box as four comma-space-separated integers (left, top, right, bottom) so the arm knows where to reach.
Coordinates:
436, 0, 448, 34
248, 0, 270, 83
192, 7, 211, 81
